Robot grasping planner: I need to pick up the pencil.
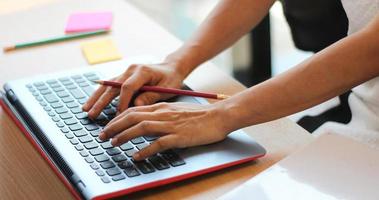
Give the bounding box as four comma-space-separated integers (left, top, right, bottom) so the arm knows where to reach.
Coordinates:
3, 29, 109, 52
93, 80, 230, 100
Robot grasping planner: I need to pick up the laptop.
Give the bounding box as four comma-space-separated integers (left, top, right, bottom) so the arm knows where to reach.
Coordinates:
0, 58, 266, 200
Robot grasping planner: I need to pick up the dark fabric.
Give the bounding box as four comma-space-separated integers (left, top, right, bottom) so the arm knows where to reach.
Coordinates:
280, 0, 352, 132
281, 0, 348, 52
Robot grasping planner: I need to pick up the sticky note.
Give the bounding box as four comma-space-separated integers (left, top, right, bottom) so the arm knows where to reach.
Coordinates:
81, 38, 122, 65
65, 12, 113, 33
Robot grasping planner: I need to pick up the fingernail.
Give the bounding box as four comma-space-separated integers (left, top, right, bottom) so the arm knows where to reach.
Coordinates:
133, 153, 141, 160
99, 132, 106, 140
135, 99, 144, 106
111, 138, 118, 146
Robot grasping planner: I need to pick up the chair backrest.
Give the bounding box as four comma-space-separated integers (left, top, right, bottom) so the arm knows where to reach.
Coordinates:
281, 0, 348, 52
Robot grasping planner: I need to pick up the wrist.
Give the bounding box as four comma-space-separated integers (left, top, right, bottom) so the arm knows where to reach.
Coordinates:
211, 99, 245, 136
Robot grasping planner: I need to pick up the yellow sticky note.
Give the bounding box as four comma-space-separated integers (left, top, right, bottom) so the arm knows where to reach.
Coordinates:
81, 38, 122, 65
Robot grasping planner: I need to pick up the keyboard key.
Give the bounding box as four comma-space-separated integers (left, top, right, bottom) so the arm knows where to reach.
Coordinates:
136, 142, 149, 150
70, 107, 83, 114
56, 91, 69, 98
75, 144, 84, 151
64, 118, 77, 125
75, 113, 88, 119
62, 96, 74, 103
81, 86, 95, 96
161, 151, 186, 167
66, 102, 79, 108
80, 119, 91, 125
103, 107, 116, 115
106, 167, 121, 176
90, 129, 101, 137
66, 84, 77, 90
40, 89, 51, 95
119, 142, 133, 151
148, 155, 170, 170
96, 137, 107, 143
131, 137, 144, 144
78, 82, 89, 87
35, 96, 43, 102
95, 154, 110, 162
106, 148, 121, 156
71, 75, 82, 80
69, 124, 83, 131
52, 116, 60, 122
95, 170, 105, 176
69, 88, 86, 99
78, 98, 88, 104
133, 160, 155, 174
125, 149, 137, 157
144, 136, 159, 141
58, 77, 70, 82
55, 107, 68, 114
65, 132, 74, 139
50, 83, 61, 88
43, 94, 59, 103
53, 87, 65, 92
112, 174, 126, 181
51, 102, 63, 109
101, 161, 116, 169
101, 176, 111, 183
44, 106, 52, 112
60, 113, 73, 120
84, 142, 98, 149
89, 148, 104, 156
56, 121, 65, 128
73, 130, 87, 137
118, 160, 133, 169
48, 111, 56, 117
85, 157, 94, 163
85, 124, 99, 131
112, 154, 127, 162
79, 150, 89, 157
70, 139, 79, 145
124, 166, 140, 177
60, 127, 70, 133
62, 80, 74, 86
78, 135, 93, 143
101, 141, 113, 149
90, 163, 100, 170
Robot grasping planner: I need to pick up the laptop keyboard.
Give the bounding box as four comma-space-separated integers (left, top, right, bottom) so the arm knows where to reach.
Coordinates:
25, 72, 185, 183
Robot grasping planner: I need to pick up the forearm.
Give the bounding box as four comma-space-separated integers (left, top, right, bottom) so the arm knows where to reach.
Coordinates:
165, 0, 275, 77
217, 17, 379, 132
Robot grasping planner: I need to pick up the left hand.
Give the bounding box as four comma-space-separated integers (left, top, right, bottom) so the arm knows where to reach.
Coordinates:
99, 102, 230, 161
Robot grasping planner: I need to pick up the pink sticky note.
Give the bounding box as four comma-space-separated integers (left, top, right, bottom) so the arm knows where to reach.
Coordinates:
65, 12, 113, 33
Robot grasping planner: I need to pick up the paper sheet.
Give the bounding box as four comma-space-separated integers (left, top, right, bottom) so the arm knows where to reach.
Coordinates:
81, 38, 122, 65
65, 12, 113, 33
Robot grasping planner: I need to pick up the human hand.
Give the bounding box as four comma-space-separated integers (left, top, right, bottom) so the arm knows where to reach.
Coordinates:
82, 62, 186, 119
99, 102, 231, 161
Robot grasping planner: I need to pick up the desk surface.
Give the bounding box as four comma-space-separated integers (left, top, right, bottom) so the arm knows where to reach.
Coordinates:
0, 0, 314, 199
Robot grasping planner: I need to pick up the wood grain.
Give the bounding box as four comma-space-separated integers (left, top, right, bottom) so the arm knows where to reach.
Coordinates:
0, 0, 314, 199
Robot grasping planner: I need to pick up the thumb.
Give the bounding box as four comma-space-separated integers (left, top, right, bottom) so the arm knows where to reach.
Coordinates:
134, 92, 164, 106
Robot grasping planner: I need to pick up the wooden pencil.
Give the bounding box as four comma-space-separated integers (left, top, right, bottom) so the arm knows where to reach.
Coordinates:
93, 80, 230, 100
3, 29, 109, 52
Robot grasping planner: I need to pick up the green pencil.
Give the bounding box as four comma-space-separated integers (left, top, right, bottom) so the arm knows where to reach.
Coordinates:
3, 29, 109, 52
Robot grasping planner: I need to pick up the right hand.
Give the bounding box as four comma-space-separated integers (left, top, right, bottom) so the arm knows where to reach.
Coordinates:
82, 62, 186, 119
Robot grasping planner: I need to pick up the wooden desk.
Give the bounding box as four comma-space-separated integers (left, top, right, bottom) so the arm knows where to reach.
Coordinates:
0, 0, 314, 199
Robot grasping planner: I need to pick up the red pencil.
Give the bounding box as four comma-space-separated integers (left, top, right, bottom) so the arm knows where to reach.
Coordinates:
93, 80, 230, 100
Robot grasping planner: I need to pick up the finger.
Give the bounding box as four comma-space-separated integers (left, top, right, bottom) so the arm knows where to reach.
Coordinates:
133, 135, 177, 160
134, 91, 167, 106
111, 121, 168, 146
101, 112, 164, 140
82, 85, 107, 111
87, 86, 119, 119
106, 104, 160, 128
118, 70, 152, 113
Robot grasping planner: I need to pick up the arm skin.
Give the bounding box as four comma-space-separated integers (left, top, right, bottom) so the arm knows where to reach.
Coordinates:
168, 0, 276, 77
83, 0, 275, 117
218, 14, 379, 133
101, 13, 379, 161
